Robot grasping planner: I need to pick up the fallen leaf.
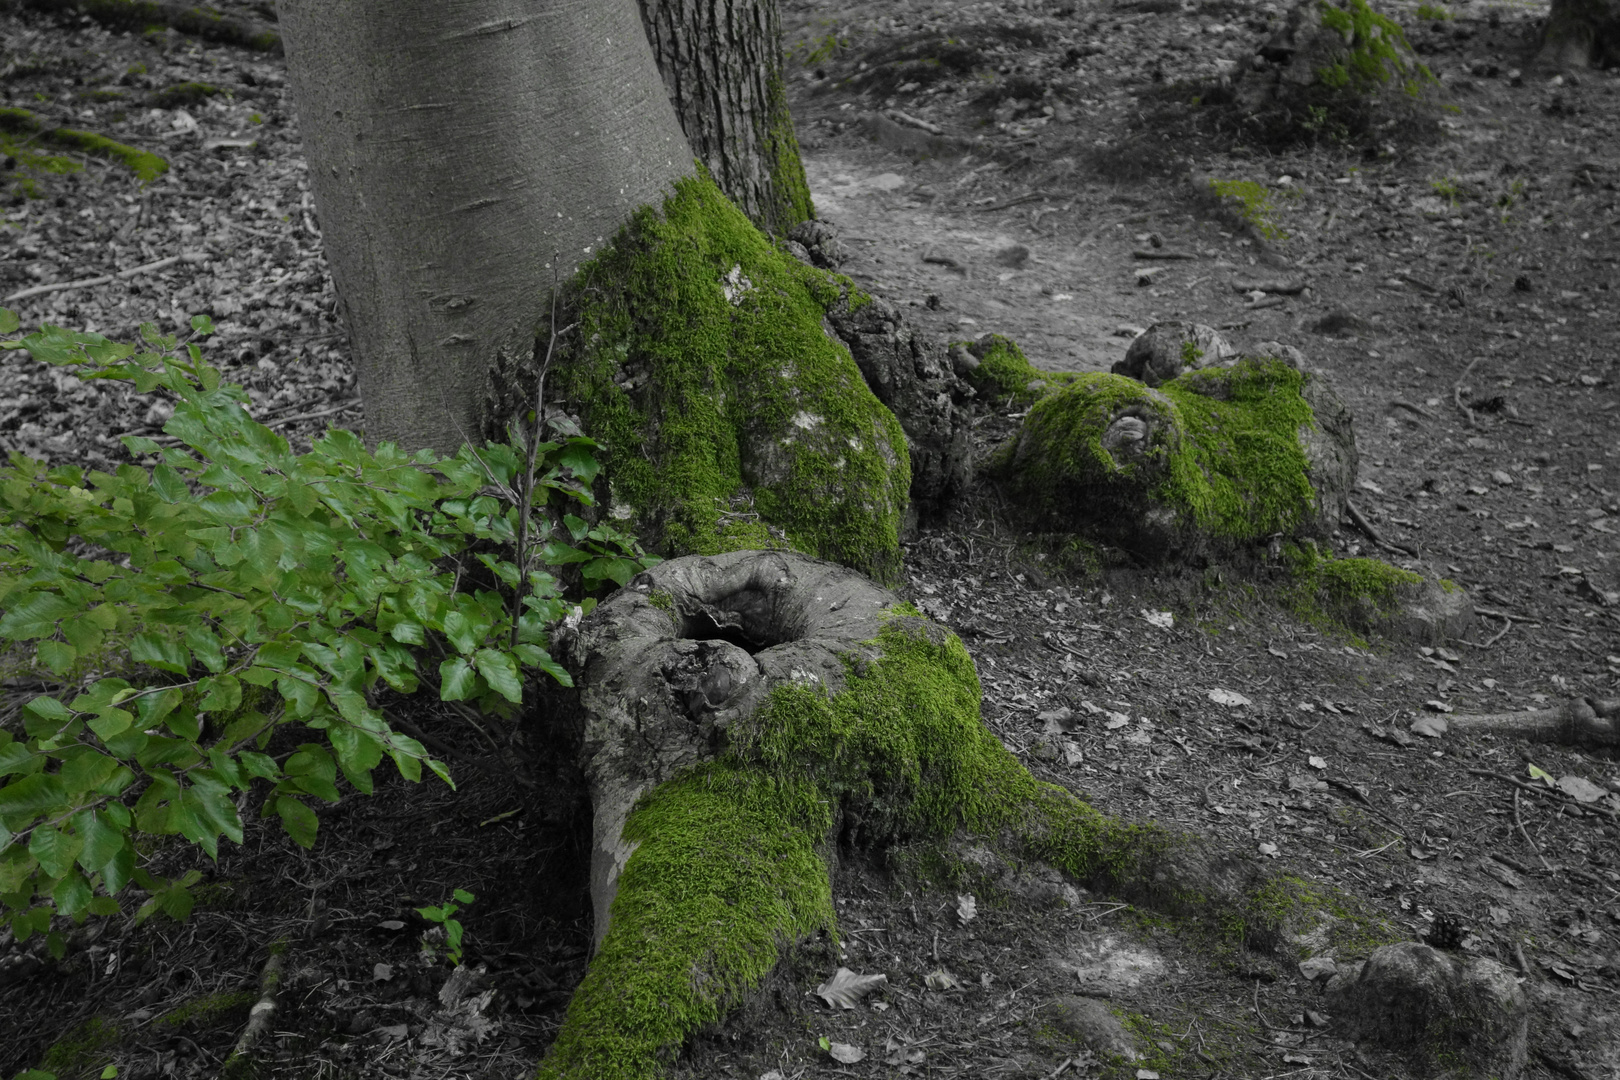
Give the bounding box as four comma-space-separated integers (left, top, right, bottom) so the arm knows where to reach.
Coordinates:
1410, 715, 1448, 738
377, 1023, 410, 1040
814, 967, 888, 1010
373, 962, 395, 981
1556, 775, 1607, 803
827, 1042, 865, 1064
1527, 764, 1555, 785
1423, 699, 1454, 713
1408, 845, 1434, 860
1141, 609, 1174, 629
1209, 688, 1252, 707
1308, 755, 1327, 770
1136, 1070, 1161, 1079
1105, 711, 1131, 730
925, 968, 960, 991
956, 894, 977, 924
377, 919, 406, 931
1258, 842, 1279, 857
1038, 707, 1077, 731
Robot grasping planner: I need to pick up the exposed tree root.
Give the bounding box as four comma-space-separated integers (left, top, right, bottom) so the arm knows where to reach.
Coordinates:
219, 943, 285, 1079
1446, 696, 1618, 748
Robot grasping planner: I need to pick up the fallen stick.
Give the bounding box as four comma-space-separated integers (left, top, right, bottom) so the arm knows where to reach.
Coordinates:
3, 251, 205, 304
221, 943, 286, 1075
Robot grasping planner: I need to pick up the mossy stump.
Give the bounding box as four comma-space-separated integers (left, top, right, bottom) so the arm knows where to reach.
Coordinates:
991, 352, 1357, 560
546, 549, 1274, 1080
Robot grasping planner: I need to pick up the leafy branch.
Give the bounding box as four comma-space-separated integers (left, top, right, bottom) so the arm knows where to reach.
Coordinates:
0, 307, 654, 956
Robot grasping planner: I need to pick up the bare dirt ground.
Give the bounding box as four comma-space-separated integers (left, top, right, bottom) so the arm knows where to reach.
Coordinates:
1, 1, 1618, 1079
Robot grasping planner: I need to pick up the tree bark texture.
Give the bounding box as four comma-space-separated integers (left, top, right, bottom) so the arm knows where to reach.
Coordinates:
278, 0, 693, 453
1538, 0, 1620, 69
637, 0, 814, 239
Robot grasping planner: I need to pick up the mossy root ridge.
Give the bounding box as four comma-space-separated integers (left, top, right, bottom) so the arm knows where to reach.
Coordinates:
541, 613, 1266, 1080
0, 106, 168, 184
553, 173, 910, 583
993, 357, 1323, 556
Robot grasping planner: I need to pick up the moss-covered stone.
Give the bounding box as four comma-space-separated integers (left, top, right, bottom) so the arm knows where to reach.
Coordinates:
549, 174, 910, 582
1283, 542, 1472, 643
950, 333, 1077, 404
992, 357, 1347, 557
1316, 0, 1435, 97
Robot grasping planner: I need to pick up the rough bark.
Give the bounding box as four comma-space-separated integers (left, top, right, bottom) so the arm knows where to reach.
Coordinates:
1537, 0, 1620, 69
277, 0, 693, 453
637, 0, 814, 239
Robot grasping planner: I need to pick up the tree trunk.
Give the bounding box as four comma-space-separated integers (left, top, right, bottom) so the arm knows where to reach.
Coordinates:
637, 0, 814, 239
1538, 0, 1620, 69
277, 0, 693, 454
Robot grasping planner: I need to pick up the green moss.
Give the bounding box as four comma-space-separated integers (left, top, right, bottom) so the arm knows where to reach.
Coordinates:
0, 106, 167, 185
1282, 542, 1424, 633
557, 173, 909, 582
647, 587, 676, 612
156, 989, 255, 1029
1233, 874, 1400, 957
150, 81, 222, 109
1205, 178, 1288, 241
994, 358, 1322, 552
39, 1016, 122, 1080
1316, 0, 1435, 97
954, 334, 1076, 404
541, 611, 1235, 1080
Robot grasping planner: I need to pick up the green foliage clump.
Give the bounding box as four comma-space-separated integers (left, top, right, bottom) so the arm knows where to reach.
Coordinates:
1415, 2, 1452, 20
1205, 178, 1289, 241
557, 173, 910, 582
993, 358, 1322, 553
0, 310, 655, 954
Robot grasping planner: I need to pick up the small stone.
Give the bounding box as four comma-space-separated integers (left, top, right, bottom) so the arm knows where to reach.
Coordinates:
995, 243, 1031, 268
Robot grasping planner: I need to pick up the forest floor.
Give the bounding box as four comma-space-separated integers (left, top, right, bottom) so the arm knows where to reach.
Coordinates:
1, 1, 1618, 1079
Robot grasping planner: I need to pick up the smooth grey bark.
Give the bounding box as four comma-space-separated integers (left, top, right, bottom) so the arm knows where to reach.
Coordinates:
278, 0, 693, 453
637, 0, 814, 238
1538, 0, 1620, 68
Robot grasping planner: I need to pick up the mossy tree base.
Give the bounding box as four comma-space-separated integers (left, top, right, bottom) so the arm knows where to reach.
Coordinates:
543, 549, 1364, 1080
508, 175, 912, 583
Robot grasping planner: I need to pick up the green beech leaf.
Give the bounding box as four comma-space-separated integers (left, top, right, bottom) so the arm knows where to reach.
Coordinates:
438, 657, 477, 701
52, 869, 93, 917
76, 810, 126, 873
152, 463, 188, 503
276, 797, 318, 849
185, 626, 227, 673
28, 824, 83, 879
473, 648, 522, 704
34, 640, 76, 675
130, 633, 190, 675
0, 592, 76, 639
440, 610, 479, 655
0, 773, 67, 816
199, 674, 242, 714
101, 843, 135, 894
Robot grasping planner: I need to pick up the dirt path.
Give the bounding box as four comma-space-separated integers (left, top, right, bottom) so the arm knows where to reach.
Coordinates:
1, 2, 1617, 1079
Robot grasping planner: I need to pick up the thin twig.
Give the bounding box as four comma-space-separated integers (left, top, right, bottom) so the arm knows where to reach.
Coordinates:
1344, 500, 1419, 558
1454, 355, 1484, 428
2, 251, 205, 303
1513, 788, 1556, 870
511, 261, 576, 650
